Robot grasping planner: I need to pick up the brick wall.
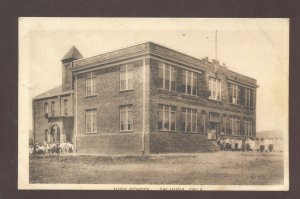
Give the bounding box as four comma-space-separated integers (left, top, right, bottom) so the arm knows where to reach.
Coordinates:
148, 57, 256, 152
33, 93, 74, 143
75, 58, 149, 154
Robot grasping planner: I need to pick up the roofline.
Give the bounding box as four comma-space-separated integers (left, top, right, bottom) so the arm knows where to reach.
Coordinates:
72, 41, 257, 85
33, 90, 74, 101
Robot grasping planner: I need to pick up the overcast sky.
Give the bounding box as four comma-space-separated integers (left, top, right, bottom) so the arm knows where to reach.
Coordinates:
19, 18, 289, 135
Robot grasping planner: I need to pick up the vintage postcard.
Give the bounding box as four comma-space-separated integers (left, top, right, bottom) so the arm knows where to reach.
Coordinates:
18, 18, 289, 191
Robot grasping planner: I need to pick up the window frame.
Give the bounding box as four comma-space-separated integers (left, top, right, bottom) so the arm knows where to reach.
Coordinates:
158, 63, 177, 91
230, 116, 241, 135
209, 77, 222, 101
44, 102, 48, 115
119, 105, 133, 132
51, 101, 55, 117
85, 72, 97, 97
182, 108, 197, 133
64, 99, 68, 116
244, 118, 253, 136
182, 69, 198, 96
120, 64, 134, 91
85, 109, 97, 134
158, 105, 176, 131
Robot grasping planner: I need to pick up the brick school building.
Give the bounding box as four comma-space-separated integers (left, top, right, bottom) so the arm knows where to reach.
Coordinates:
33, 42, 258, 154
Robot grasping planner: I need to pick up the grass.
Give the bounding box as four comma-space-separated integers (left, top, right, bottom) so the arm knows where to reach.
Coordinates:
29, 152, 284, 185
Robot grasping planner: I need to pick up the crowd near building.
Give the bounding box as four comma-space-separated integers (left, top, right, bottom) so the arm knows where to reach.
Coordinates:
32, 42, 258, 154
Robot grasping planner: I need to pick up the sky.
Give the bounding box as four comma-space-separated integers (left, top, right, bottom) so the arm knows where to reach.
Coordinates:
19, 18, 289, 135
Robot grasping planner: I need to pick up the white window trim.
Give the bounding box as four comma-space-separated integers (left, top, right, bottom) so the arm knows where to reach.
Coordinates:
245, 88, 252, 107
85, 72, 96, 96
230, 116, 240, 135
244, 119, 253, 136
120, 64, 134, 91
209, 78, 221, 101
159, 105, 176, 131
182, 108, 197, 132
159, 63, 177, 91
183, 70, 197, 96
120, 105, 133, 131
86, 109, 97, 133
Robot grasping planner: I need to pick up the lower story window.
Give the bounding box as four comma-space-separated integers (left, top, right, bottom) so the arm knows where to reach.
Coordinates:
158, 105, 176, 131
86, 109, 97, 133
182, 108, 197, 132
120, 105, 133, 131
244, 119, 253, 136
230, 116, 240, 135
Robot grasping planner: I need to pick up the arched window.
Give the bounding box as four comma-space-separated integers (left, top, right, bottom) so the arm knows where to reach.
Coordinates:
64, 99, 68, 116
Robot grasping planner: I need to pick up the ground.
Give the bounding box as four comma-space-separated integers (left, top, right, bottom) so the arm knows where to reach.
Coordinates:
29, 152, 284, 185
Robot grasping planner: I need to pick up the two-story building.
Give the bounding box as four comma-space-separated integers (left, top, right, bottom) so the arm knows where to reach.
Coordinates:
32, 42, 258, 154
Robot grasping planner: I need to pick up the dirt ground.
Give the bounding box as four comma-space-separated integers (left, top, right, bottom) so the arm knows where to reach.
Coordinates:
29, 151, 284, 185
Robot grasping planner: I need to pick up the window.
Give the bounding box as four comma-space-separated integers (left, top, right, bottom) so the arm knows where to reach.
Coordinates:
158, 63, 177, 91
120, 105, 133, 131
64, 99, 68, 116
209, 78, 221, 100
230, 116, 240, 135
182, 108, 197, 132
229, 83, 240, 105
158, 105, 176, 131
120, 64, 133, 90
244, 118, 253, 136
222, 117, 227, 134
85, 72, 96, 96
182, 69, 197, 95
44, 102, 48, 115
244, 88, 254, 107
200, 114, 206, 134
209, 112, 219, 122
51, 101, 55, 116
64, 66, 70, 83
86, 109, 97, 133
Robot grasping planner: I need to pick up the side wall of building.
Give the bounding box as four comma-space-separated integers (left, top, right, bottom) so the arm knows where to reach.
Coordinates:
148, 57, 256, 153
75, 58, 150, 154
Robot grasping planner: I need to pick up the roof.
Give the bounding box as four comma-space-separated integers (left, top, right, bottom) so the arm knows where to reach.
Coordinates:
33, 85, 73, 100
61, 46, 84, 61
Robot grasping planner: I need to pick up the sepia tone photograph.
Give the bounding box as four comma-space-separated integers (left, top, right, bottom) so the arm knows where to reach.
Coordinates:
18, 18, 289, 191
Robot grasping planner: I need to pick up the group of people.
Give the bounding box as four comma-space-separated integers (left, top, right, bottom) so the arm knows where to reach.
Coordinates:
30, 141, 74, 155
216, 136, 284, 152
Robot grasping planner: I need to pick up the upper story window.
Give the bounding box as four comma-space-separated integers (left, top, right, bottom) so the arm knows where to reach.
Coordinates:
229, 83, 240, 105
120, 64, 133, 91
86, 109, 97, 133
51, 101, 55, 117
158, 63, 177, 91
182, 69, 197, 96
64, 65, 71, 83
244, 88, 254, 108
158, 105, 176, 131
120, 105, 133, 131
209, 78, 221, 101
44, 102, 48, 115
64, 99, 68, 116
182, 108, 197, 132
229, 83, 254, 108
85, 72, 96, 96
